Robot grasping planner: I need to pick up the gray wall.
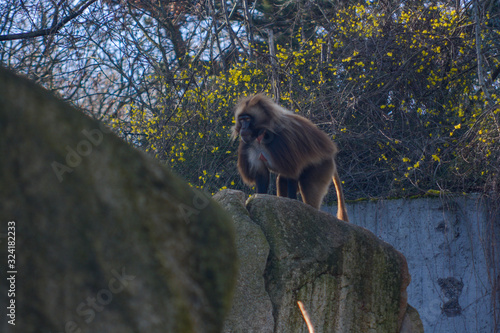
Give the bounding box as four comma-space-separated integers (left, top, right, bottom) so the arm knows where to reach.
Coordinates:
324, 194, 499, 333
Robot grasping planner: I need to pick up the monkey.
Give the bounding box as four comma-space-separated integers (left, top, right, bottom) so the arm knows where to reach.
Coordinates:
231, 94, 349, 222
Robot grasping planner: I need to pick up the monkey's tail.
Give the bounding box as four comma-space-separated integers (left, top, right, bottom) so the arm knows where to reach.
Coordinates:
332, 172, 349, 222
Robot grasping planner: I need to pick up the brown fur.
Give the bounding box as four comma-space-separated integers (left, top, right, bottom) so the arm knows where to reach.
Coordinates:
232, 94, 349, 222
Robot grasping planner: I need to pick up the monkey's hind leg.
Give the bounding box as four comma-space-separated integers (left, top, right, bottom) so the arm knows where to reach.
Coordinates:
277, 175, 298, 199
298, 159, 334, 209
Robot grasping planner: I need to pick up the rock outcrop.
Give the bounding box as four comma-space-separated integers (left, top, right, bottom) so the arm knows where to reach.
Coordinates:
0, 67, 237, 333
215, 189, 423, 333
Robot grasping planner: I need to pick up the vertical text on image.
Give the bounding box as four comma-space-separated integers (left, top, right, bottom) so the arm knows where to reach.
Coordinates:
6, 220, 16, 326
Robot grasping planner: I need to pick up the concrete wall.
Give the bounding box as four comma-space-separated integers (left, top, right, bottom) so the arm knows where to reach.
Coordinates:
324, 194, 499, 333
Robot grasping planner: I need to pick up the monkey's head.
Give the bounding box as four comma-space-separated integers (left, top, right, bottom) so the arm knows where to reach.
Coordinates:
231, 94, 285, 143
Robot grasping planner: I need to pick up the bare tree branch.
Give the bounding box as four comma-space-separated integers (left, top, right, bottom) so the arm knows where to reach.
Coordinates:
0, 0, 97, 41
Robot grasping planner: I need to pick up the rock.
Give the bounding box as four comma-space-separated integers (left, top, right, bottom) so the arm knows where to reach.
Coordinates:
214, 190, 274, 333
0, 67, 237, 333
216, 190, 422, 332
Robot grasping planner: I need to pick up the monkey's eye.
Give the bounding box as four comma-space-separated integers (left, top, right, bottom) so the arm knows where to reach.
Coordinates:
239, 114, 252, 123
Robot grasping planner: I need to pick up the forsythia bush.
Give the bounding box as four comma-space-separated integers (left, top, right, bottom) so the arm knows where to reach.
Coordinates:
110, 2, 499, 200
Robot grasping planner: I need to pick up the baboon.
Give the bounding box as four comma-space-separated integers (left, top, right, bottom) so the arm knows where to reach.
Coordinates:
232, 94, 349, 222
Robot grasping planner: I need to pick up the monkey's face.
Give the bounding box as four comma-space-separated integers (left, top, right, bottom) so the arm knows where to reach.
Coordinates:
238, 113, 275, 145
238, 114, 259, 143
238, 114, 270, 143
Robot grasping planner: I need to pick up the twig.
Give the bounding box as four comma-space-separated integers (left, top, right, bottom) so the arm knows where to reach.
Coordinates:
297, 301, 315, 333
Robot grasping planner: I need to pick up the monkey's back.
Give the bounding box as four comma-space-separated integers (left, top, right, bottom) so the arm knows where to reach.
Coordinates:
266, 112, 337, 179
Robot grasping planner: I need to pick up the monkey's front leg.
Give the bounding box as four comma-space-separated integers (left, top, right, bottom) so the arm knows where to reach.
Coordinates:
277, 175, 298, 199
255, 172, 270, 194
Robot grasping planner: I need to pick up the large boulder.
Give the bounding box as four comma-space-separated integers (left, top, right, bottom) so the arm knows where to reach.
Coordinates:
215, 190, 423, 333
0, 67, 237, 333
